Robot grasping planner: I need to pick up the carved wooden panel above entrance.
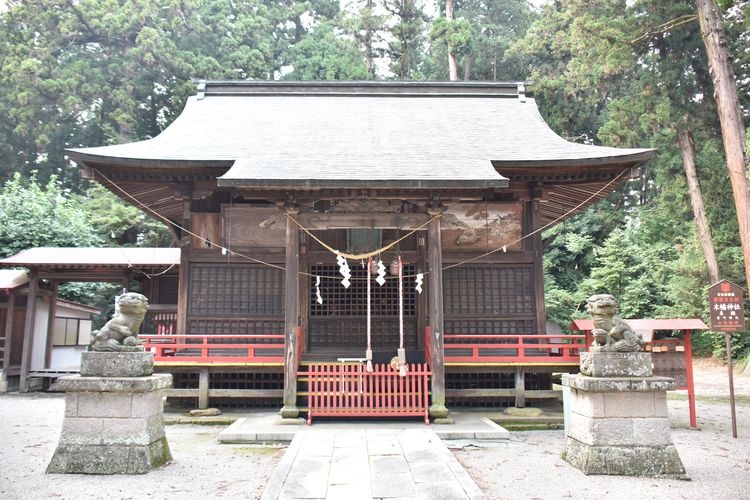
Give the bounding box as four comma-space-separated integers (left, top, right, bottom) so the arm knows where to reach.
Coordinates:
222, 205, 285, 248
442, 202, 523, 251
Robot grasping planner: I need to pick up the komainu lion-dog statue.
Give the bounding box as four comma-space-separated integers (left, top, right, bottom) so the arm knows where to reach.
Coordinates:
89, 292, 149, 352
586, 294, 644, 353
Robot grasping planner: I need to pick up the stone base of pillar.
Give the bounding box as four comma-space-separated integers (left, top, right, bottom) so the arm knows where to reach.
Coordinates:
429, 403, 450, 421
279, 405, 300, 419
561, 367, 686, 477
47, 352, 172, 475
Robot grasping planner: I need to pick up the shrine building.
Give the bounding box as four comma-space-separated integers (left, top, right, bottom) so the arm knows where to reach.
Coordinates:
2, 81, 654, 421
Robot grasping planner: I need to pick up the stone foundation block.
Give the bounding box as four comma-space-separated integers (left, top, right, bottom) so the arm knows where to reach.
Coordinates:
48, 373, 172, 475
579, 352, 652, 377
80, 351, 154, 377
562, 374, 675, 393
562, 437, 685, 477
46, 438, 172, 475
77, 392, 132, 418
603, 392, 655, 418
562, 371, 685, 477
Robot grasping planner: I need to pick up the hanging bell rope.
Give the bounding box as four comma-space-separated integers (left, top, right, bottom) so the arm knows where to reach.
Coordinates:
366, 257, 373, 372
397, 255, 407, 377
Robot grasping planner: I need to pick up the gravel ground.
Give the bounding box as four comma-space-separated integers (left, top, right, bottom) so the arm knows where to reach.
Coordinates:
0, 393, 285, 500
455, 358, 750, 500
1, 359, 748, 500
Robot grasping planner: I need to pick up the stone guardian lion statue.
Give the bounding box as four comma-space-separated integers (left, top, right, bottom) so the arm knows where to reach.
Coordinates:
586, 294, 643, 352
89, 292, 149, 352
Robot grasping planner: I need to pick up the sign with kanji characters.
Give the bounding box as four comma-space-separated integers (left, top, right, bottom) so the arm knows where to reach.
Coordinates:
708, 280, 745, 332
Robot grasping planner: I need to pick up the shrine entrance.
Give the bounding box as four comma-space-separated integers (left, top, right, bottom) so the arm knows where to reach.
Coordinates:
302, 224, 425, 362
307, 264, 419, 356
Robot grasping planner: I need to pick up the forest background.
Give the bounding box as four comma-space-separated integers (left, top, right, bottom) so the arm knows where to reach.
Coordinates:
0, 0, 748, 363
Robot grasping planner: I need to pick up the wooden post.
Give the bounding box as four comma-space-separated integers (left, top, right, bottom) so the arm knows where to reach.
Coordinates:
427, 208, 449, 421
530, 196, 547, 334
2, 293, 15, 373
19, 271, 38, 393
416, 232, 427, 350
198, 368, 210, 410
280, 206, 301, 419
44, 280, 58, 369
515, 367, 526, 408
176, 201, 191, 335
725, 332, 738, 438
683, 329, 697, 429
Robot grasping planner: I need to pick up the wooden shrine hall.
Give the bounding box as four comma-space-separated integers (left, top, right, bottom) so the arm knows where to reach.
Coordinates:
61, 80, 654, 421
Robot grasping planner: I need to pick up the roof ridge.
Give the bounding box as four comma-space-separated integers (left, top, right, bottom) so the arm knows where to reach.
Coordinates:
195, 79, 528, 98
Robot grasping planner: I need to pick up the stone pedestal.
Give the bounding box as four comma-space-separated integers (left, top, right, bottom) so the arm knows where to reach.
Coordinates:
47, 352, 173, 474
561, 352, 686, 477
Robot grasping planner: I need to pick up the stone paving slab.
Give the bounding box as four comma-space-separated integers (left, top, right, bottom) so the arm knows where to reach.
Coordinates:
261, 428, 486, 500
218, 410, 509, 444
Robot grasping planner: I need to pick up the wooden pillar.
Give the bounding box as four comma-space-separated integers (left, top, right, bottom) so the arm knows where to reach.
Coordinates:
416, 232, 427, 350
19, 271, 38, 393
530, 195, 547, 334
44, 280, 58, 369
280, 205, 301, 419
515, 367, 526, 408
176, 201, 191, 335
198, 368, 210, 410
427, 208, 449, 421
2, 293, 15, 373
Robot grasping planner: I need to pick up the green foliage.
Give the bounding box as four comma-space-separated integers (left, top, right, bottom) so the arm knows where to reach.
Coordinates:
286, 22, 371, 80
383, 0, 429, 79
0, 0, 341, 187
0, 173, 100, 257
74, 183, 173, 246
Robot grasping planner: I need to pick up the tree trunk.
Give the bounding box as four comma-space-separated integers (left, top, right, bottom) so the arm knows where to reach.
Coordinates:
463, 53, 473, 81
364, 0, 375, 78
696, 0, 750, 288
677, 125, 721, 285
445, 0, 458, 80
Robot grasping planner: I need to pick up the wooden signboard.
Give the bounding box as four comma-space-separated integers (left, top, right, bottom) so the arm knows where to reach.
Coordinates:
707, 279, 745, 439
708, 280, 745, 332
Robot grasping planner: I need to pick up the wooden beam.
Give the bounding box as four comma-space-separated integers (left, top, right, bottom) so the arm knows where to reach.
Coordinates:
446, 388, 560, 399
165, 388, 283, 399
296, 212, 429, 230
19, 272, 38, 392
44, 281, 58, 368
427, 208, 449, 421
280, 206, 301, 419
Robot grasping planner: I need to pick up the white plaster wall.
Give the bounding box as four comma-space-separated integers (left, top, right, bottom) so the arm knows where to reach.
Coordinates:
31, 301, 94, 371
50, 346, 85, 369
30, 297, 50, 370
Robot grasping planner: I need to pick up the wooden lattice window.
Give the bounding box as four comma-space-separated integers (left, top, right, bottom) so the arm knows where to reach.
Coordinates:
189, 264, 284, 316
310, 265, 416, 317
443, 265, 534, 316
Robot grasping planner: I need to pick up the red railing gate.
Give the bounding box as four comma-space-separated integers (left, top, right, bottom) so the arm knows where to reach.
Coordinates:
304, 362, 431, 425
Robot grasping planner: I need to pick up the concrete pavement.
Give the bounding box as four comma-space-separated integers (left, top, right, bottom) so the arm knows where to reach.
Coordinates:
217, 409, 510, 443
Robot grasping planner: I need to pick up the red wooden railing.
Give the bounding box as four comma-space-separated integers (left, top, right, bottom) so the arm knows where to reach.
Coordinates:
443, 334, 587, 364
304, 362, 431, 425
140, 334, 285, 364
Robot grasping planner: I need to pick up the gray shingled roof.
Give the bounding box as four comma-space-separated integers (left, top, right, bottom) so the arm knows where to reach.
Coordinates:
67, 81, 653, 189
